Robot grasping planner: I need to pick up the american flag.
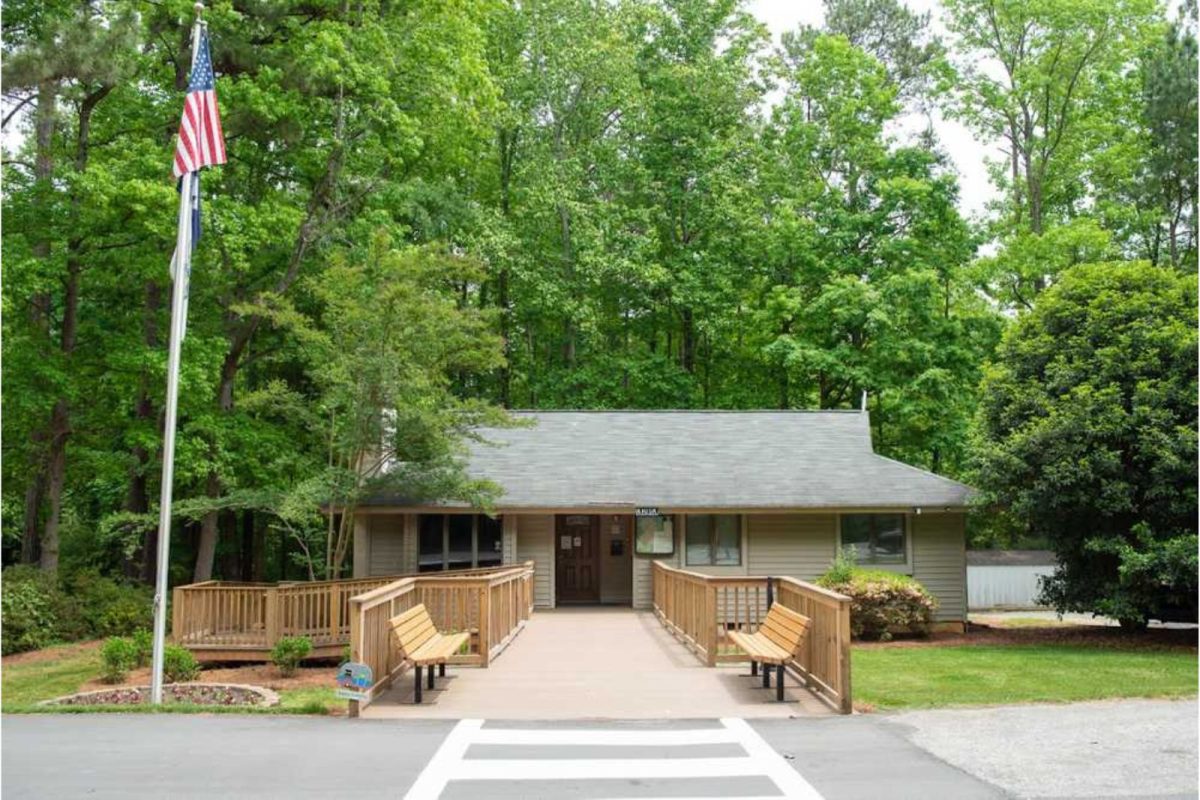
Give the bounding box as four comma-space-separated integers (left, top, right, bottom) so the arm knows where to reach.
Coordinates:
172, 27, 225, 177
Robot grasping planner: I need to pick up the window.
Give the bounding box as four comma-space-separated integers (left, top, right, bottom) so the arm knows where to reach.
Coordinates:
417, 514, 504, 572
634, 515, 675, 555
685, 514, 740, 566
840, 514, 906, 564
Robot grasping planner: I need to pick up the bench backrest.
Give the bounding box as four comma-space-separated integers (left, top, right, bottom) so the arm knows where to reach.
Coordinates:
389, 603, 437, 656
760, 602, 810, 656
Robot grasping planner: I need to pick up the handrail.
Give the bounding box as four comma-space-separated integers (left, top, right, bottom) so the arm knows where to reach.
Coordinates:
172, 564, 530, 656
346, 561, 535, 714
651, 561, 852, 714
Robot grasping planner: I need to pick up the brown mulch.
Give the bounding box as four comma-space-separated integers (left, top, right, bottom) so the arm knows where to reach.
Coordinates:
2, 640, 102, 666
80, 662, 339, 694
855, 624, 1198, 651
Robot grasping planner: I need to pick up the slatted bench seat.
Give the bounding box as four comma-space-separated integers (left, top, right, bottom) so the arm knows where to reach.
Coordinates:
389, 603, 471, 704
727, 602, 811, 702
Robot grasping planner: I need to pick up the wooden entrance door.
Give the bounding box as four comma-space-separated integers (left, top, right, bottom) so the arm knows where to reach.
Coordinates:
556, 515, 600, 603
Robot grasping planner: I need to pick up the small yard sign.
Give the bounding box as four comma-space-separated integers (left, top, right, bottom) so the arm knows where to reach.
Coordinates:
335, 662, 373, 701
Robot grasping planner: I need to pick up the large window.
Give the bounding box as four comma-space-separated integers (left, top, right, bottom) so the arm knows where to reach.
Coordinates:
840, 514, 906, 565
685, 514, 741, 566
418, 515, 504, 572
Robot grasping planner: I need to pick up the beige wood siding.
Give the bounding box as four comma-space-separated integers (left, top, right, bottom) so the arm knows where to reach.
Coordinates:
632, 518, 681, 610
352, 516, 369, 578
516, 514, 555, 608
746, 514, 837, 580
502, 515, 518, 564
367, 514, 406, 575
912, 512, 967, 622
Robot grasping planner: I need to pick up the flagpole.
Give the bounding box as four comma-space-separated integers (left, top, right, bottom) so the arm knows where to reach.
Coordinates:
150, 3, 205, 707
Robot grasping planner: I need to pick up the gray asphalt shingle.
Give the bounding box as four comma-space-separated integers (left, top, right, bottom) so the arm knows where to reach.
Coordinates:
371, 411, 975, 510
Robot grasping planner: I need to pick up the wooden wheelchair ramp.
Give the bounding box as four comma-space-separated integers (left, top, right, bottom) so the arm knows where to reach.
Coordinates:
361, 608, 833, 719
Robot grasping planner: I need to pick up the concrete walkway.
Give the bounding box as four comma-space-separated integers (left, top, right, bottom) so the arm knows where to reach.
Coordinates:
364, 607, 833, 719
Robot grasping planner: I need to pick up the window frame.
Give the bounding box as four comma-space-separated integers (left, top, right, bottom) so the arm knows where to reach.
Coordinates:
683, 514, 743, 567
417, 514, 504, 572
837, 512, 911, 569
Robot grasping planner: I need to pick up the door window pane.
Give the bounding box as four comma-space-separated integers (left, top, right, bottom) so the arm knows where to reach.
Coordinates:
418, 515, 444, 572
447, 515, 474, 570
478, 516, 503, 567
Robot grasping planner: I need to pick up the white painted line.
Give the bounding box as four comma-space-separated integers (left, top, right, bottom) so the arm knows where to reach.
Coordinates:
402, 718, 483, 800
469, 727, 741, 746
593, 796, 784, 800
721, 718, 825, 800
448, 756, 768, 781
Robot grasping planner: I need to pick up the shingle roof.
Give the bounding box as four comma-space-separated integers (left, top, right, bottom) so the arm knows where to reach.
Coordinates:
370, 410, 975, 510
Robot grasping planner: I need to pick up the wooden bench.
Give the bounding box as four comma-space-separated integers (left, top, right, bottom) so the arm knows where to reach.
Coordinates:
389, 603, 471, 703
727, 603, 811, 702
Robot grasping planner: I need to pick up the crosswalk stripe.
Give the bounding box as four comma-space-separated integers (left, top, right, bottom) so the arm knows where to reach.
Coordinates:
722, 717, 825, 800
468, 728, 741, 746
449, 756, 770, 781
403, 718, 826, 800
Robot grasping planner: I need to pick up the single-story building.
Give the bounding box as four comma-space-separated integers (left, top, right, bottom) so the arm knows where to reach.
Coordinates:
351, 410, 974, 628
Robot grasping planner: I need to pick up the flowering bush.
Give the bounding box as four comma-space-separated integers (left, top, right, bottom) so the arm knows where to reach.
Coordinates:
817, 566, 937, 640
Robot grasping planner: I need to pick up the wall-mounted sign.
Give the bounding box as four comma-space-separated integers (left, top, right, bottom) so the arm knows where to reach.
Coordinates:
634, 514, 674, 555
560, 535, 573, 550
635, 507, 660, 517
335, 662, 373, 701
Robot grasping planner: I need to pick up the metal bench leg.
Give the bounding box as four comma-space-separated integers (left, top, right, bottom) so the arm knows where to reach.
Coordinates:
439, 663, 445, 677
427, 664, 435, 690
750, 661, 758, 677
414, 665, 423, 704
762, 664, 771, 689
776, 665, 785, 702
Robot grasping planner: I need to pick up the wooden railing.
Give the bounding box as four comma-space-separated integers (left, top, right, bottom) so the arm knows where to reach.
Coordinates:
172, 564, 531, 659
346, 562, 535, 713
652, 561, 852, 714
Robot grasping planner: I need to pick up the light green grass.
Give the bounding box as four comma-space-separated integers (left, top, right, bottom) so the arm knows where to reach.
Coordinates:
2, 643, 101, 709
854, 644, 1199, 710
2, 643, 339, 715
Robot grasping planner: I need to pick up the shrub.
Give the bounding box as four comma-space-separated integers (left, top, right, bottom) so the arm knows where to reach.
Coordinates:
817, 567, 937, 640
131, 628, 153, 667
62, 570, 153, 638
271, 636, 313, 677
1, 569, 58, 655
163, 644, 200, 682
101, 637, 139, 683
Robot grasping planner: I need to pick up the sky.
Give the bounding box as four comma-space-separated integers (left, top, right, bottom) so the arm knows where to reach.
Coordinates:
747, 0, 1001, 218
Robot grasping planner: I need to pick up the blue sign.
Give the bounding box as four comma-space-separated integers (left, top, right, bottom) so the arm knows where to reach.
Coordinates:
335, 662, 373, 701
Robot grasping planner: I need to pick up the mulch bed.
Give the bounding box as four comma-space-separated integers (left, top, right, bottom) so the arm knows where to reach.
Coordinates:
80, 663, 337, 694
855, 624, 1198, 651
48, 683, 274, 707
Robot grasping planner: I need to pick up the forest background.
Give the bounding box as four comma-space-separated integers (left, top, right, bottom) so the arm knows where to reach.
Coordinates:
2, 0, 1195, 629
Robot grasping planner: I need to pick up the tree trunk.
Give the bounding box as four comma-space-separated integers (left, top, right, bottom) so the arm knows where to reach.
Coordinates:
241, 510, 255, 582
680, 308, 696, 373
22, 79, 58, 566
20, 474, 44, 564
192, 472, 221, 582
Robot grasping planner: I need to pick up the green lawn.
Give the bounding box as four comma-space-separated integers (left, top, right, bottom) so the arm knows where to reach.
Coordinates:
1, 643, 340, 714
854, 644, 1199, 710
